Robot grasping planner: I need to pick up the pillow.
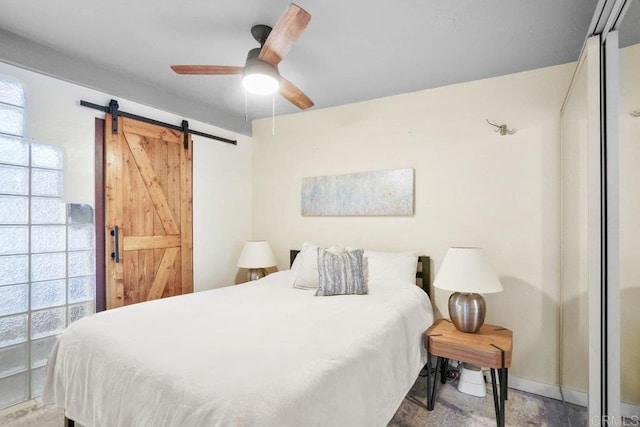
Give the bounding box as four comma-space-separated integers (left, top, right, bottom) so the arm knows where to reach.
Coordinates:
364, 250, 418, 285
292, 243, 346, 289
315, 248, 367, 296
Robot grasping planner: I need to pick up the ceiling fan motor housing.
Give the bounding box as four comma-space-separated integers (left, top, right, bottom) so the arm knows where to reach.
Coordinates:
243, 48, 280, 80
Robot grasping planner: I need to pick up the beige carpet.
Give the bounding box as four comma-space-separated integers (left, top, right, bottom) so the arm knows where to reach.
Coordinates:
0, 403, 65, 427
0, 377, 587, 427
390, 375, 588, 426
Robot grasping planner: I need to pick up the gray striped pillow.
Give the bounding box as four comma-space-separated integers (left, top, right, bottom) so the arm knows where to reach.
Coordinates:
315, 248, 367, 296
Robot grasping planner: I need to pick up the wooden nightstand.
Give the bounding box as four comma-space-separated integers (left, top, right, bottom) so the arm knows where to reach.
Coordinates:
423, 319, 513, 427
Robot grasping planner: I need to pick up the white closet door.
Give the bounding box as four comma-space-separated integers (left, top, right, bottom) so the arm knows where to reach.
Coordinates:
560, 35, 605, 422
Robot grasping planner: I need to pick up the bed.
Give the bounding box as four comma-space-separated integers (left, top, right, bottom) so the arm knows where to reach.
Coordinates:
43, 250, 434, 426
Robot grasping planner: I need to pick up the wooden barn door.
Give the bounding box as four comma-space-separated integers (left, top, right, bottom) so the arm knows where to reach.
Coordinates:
104, 115, 193, 309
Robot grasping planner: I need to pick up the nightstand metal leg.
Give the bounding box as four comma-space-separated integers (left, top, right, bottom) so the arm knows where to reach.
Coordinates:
488, 344, 508, 427
426, 338, 432, 409
427, 357, 443, 410
499, 345, 507, 427
505, 368, 508, 400
440, 358, 448, 384
500, 368, 507, 426
490, 368, 500, 426
424, 334, 443, 411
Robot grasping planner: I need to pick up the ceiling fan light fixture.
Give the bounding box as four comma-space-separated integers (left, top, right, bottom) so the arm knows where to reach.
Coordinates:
242, 73, 279, 95
242, 48, 280, 95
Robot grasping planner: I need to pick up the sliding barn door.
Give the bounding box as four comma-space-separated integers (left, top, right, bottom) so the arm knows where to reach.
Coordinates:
105, 115, 193, 309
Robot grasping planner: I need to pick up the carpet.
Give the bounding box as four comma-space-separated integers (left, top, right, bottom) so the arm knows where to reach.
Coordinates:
390, 374, 588, 426
0, 376, 587, 427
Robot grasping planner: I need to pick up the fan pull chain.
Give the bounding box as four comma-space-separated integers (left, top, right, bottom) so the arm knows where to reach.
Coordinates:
272, 95, 276, 136
244, 90, 248, 123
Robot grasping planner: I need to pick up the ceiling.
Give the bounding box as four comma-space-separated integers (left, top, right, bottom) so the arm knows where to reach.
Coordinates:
620, 0, 640, 47
0, 0, 600, 135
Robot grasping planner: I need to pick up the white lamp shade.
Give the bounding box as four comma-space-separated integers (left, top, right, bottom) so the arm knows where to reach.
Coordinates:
237, 241, 277, 269
433, 247, 503, 294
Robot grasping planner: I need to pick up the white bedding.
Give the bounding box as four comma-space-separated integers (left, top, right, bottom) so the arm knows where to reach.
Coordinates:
43, 270, 433, 427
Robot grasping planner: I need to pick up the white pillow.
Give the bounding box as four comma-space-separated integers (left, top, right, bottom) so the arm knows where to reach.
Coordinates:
292, 243, 349, 289
364, 250, 418, 285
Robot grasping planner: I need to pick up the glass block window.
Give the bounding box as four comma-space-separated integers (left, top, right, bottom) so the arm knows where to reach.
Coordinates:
0, 79, 96, 410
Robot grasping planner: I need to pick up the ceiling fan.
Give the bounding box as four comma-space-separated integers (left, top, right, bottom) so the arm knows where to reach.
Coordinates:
171, 3, 314, 110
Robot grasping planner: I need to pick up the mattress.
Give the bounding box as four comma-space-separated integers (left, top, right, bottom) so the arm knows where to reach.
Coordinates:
43, 270, 434, 426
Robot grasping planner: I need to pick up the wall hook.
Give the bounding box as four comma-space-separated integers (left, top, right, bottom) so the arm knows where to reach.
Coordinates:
486, 119, 516, 136
630, 110, 640, 118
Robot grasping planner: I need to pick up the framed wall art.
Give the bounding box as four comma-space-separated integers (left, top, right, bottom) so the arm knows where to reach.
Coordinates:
301, 168, 414, 216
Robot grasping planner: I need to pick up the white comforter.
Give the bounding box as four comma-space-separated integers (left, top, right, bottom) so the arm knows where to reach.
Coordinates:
43, 270, 433, 427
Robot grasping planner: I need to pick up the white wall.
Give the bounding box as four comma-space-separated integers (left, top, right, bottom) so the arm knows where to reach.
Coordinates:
251, 63, 574, 386
0, 61, 253, 291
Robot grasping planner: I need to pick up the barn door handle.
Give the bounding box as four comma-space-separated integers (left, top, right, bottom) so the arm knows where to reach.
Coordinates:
110, 226, 120, 263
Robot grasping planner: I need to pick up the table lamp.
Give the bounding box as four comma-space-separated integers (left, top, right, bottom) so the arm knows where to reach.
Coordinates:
433, 247, 503, 333
237, 240, 277, 281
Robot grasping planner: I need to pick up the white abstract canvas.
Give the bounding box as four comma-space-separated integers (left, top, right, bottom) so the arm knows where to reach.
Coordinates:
301, 169, 414, 216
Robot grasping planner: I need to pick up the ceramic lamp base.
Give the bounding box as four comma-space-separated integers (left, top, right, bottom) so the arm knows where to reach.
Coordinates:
448, 292, 486, 333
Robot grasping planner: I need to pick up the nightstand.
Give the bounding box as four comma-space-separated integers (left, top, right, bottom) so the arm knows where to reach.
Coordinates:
423, 319, 513, 427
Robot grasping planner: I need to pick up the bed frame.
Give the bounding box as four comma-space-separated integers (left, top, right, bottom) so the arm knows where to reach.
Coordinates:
289, 250, 431, 299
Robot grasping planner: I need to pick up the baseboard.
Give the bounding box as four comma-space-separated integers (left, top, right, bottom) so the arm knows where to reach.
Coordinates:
560, 387, 588, 407
505, 375, 563, 401
0, 399, 38, 417
621, 401, 640, 418
506, 375, 640, 418
505, 375, 587, 407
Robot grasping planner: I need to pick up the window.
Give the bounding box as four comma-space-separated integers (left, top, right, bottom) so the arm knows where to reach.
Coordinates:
0, 78, 96, 409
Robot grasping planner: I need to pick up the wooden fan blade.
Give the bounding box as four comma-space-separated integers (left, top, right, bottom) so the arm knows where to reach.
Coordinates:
258, 4, 311, 66
171, 65, 243, 75
280, 78, 314, 110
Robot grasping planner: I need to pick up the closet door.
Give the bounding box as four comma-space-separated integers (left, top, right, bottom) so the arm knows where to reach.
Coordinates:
104, 115, 193, 309
560, 36, 602, 420
616, 0, 640, 417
